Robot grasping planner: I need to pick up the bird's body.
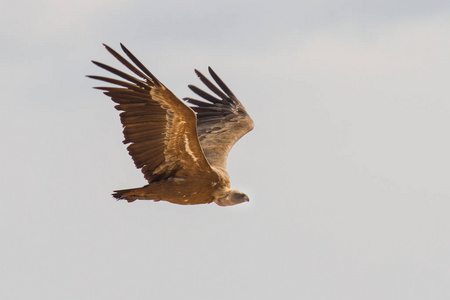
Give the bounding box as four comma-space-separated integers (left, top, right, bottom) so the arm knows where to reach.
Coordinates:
89, 44, 254, 206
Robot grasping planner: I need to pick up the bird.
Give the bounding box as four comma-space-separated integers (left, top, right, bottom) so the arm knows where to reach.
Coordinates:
88, 44, 254, 206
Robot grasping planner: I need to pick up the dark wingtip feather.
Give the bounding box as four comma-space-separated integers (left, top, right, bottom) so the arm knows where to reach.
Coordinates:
207, 67, 235, 97
119, 43, 161, 86
90, 60, 149, 89
183, 97, 217, 108
188, 85, 223, 104
192, 68, 230, 101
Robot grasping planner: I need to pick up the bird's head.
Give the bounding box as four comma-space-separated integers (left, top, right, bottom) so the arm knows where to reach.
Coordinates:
214, 190, 249, 206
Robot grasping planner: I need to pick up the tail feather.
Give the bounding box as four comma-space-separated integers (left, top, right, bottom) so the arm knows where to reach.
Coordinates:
112, 188, 137, 202
112, 185, 157, 202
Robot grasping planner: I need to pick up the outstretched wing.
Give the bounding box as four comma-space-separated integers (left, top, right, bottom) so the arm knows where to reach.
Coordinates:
88, 44, 212, 183
183, 67, 254, 170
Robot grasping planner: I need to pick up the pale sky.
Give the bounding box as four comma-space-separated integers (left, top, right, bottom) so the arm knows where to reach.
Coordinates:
1, 1, 449, 299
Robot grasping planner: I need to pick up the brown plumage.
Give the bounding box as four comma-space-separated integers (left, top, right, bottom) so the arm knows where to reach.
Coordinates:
88, 44, 254, 206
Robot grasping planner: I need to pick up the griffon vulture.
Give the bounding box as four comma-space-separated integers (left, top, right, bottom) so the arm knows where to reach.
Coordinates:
88, 44, 254, 206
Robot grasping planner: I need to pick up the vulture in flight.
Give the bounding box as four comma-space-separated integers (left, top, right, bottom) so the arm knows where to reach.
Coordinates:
88, 44, 254, 206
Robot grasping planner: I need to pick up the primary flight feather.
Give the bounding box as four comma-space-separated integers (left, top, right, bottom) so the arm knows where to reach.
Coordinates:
88, 44, 254, 206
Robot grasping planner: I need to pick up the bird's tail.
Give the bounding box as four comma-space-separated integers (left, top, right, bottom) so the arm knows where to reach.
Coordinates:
112, 188, 139, 202
112, 185, 157, 202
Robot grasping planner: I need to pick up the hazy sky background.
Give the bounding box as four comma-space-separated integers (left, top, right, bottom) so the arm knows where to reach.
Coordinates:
1, 0, 449, 299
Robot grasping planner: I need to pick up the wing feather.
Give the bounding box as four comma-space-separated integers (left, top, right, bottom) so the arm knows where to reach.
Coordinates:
188, 85, 223, 104
193, 69, 230, 101
183, 68, 254, 170
89, 44, 212, 182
